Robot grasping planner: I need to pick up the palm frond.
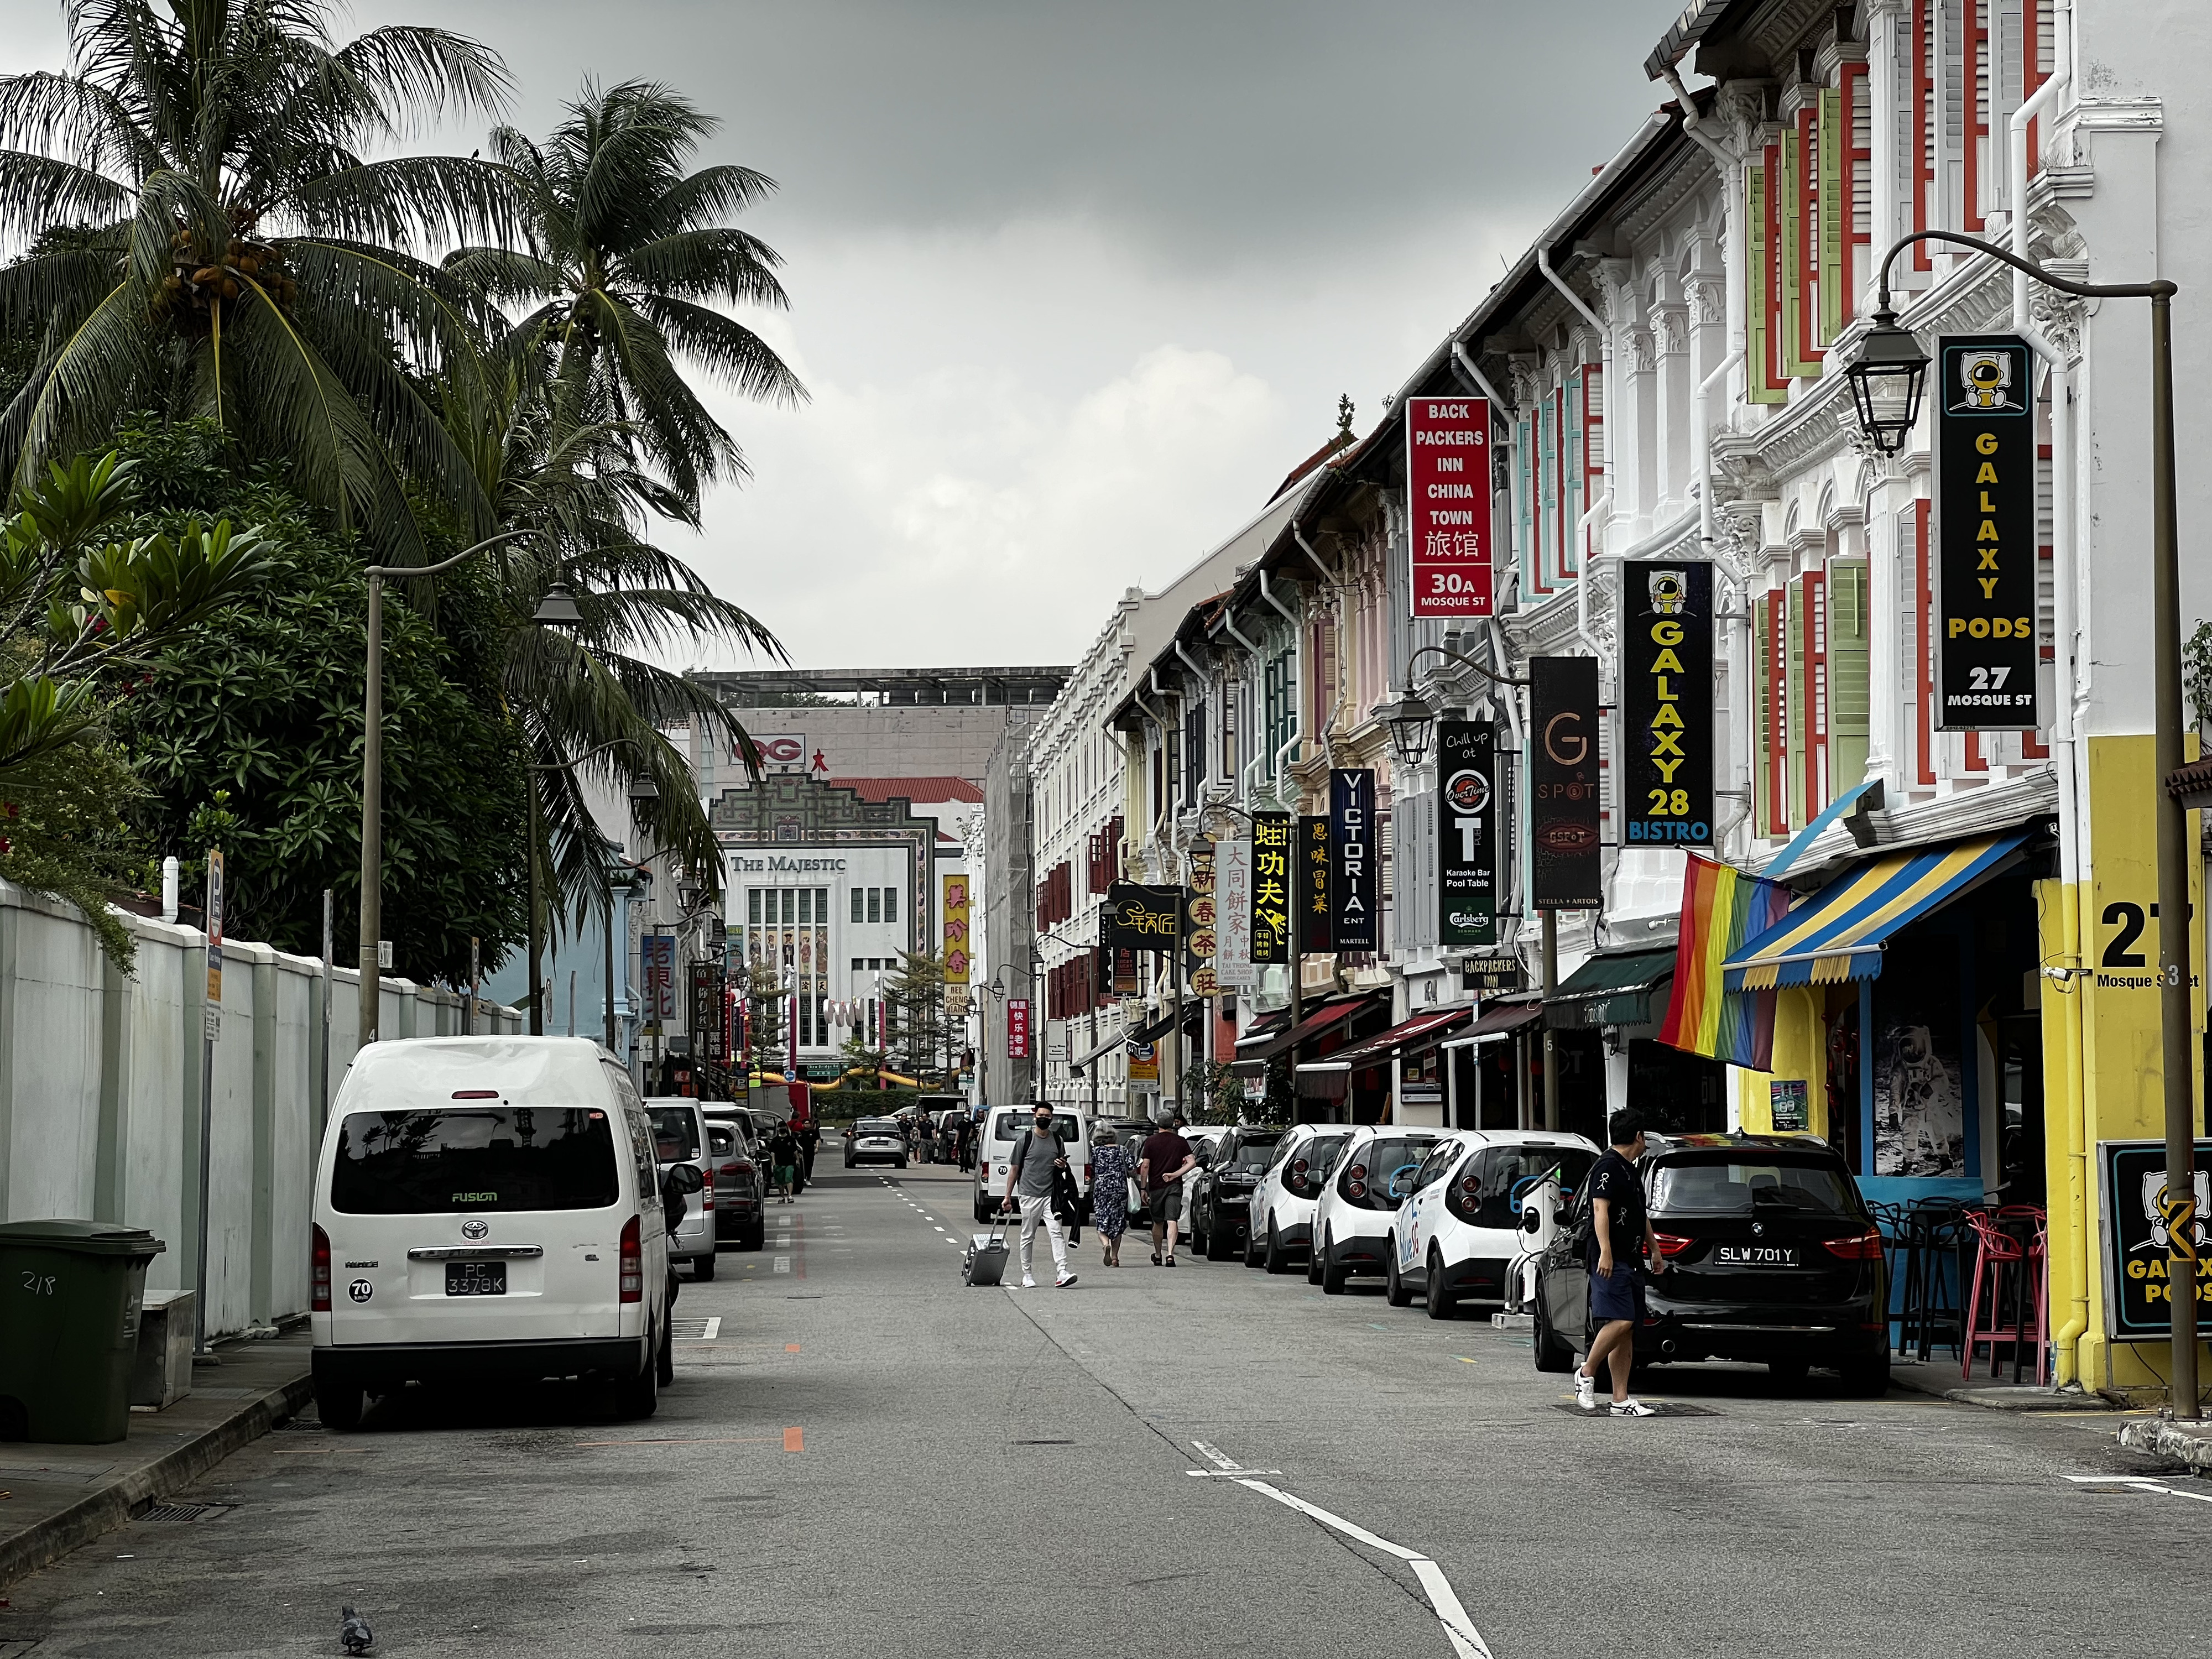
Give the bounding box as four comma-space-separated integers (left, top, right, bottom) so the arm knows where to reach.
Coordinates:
635, 293, 807, 406
645, 163, 779, 237
0, 149, 131, 237
285, 154, 523, 250
620, 227, 789, 308
325, 24, 513, 134
2, 278, 152, 494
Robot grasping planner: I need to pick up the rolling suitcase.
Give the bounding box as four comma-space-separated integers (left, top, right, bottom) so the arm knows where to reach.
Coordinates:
964, 1223, 1010, 1287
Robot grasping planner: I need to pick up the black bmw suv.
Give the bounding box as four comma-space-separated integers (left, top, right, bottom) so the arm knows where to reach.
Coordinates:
1531, 1133, 1890, 1395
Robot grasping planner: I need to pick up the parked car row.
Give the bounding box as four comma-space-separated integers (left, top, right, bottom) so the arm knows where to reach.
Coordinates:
1225, 1120, 1891, 1393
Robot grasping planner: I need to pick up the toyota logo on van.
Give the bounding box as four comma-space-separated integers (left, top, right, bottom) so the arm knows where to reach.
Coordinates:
460, 1218, 490, 1241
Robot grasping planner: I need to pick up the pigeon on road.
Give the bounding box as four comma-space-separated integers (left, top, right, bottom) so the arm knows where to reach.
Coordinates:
340, 1604, 373, 1653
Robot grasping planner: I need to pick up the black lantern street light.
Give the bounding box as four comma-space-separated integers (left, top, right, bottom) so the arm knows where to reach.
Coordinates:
1384, 692, 1437, 770
1845, 228, 2193, 1411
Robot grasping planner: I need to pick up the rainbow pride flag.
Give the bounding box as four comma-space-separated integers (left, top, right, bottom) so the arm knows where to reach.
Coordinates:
1658, 855, 1793, 1071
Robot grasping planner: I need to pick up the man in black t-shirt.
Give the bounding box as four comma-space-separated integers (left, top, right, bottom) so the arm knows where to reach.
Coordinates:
1575, 1108, 1669, 1417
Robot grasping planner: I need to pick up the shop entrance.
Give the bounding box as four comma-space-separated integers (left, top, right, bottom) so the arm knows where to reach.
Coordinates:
1625, 1039, 1726, 1134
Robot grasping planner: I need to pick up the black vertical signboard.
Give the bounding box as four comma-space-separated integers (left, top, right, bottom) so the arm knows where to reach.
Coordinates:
1300, 814, 1332, 954
1621, 560, 1714, 846
1529, 656, 1601, 909
1937, 335, 2039, 729
1329, 769, 1378, 951
1250, 812, 1290, 963
1437, 719, 1498, 947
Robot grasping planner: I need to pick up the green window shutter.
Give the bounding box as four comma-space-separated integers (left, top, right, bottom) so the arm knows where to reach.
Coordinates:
1751, 604, 1771, 833
1819, 87, 1847, 346
1785, 580, 1808, 832
1745, 157, 1786, 405
1828, 560, 1870, 792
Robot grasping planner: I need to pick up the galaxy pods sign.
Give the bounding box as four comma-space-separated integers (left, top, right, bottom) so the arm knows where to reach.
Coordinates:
1937, 335, 2039, 729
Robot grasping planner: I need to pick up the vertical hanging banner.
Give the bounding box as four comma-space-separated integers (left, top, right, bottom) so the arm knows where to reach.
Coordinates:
1437, 719, 1498, 947
1937, 335, 2039, 729
1005, 998, 1031, 1060
941, 874, 972, 983
203, 847, 226, 1038
1300, 814, 1332, 954
1187, 848, 1219, 996
1217, 832, 1256, 988
1329, 769, 1378, 951
1406, 395, 1493, 617
1249, 812, 1291, 964
1530, 656, 1603, 909
1621, 561, 1715, 846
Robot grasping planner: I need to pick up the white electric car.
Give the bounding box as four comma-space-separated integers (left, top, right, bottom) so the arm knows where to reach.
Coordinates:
1381, 1130, 1601, 1318
1245, 1124, 1356, 1274
1312, 1126, 1442, 1293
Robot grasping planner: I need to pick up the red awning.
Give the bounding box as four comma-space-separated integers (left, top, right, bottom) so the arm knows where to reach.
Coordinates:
1233, 993, 1382, 1062
1441, 998, 1543, 1048
1322, 1006, 1473, 1071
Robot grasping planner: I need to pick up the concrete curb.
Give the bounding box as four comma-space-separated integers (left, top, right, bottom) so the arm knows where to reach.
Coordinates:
0, 1369, 312, 1591
2117, 1417, 2212, 1469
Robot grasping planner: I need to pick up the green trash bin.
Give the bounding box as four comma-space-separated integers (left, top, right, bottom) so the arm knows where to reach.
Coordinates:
0, 1219, 166, 1444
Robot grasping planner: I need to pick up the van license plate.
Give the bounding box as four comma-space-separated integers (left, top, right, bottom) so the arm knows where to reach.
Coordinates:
445, 1261, 507, 1296
1716, 1244, 1798, 1267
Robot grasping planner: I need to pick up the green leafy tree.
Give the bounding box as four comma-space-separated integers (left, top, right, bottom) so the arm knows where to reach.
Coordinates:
445, 79, 805, 513
107, 419, 525, 979
741, 956, 786, 1078
879, 947, 953, 1086
0, 0, 518, 561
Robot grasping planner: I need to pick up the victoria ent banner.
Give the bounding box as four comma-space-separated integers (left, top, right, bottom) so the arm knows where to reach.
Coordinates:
1329, 769, 1378, 951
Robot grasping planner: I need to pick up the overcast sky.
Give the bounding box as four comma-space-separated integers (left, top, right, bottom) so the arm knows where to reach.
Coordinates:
8, 0, 1686, 672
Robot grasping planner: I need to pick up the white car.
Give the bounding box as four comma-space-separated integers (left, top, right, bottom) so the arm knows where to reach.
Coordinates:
310, 1037, 689, 1430
1244, 1123, 1357, 1274
1382, 1130, 1601, 1318
971, 1105, 1092, 1223
1311, 1126, 1443, 1295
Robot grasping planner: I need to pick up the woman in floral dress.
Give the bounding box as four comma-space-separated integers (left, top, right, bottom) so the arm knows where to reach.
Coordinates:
1090, 1130, 1132, 1266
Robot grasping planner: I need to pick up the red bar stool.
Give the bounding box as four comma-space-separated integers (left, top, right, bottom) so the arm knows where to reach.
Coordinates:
1962, 1209, 2040, 1383
1996, 1204, 2050, 1386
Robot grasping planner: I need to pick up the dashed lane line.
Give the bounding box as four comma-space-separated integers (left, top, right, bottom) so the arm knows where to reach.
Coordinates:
1192, 1438, 1492, 1659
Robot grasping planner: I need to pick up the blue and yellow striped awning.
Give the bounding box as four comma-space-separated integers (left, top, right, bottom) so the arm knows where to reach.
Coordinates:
1723, 833, 2029, 990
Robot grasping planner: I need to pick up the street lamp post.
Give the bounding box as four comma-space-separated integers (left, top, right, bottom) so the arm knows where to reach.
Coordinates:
1844, 229, 2194, 1411
357, 534, 535, 1050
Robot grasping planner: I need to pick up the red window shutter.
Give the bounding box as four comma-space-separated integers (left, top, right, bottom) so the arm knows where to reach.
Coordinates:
1801, 570, 1829, 815
1764, 141, 1790, 393
1914, 503, 1937, 785
1797, 106, 1823, 363
1841, 62, 1871, 323
1581, 363, 1604, 568
1964, 0, 1990, 231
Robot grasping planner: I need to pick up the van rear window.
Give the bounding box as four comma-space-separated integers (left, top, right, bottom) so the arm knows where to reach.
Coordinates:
649, 1107, 701, 1162
331, 1108, 620, 1214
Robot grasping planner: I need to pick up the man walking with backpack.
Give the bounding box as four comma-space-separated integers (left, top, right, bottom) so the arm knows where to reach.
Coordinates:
998, 1104, 1078, 1289
1575, 1108, 1669, 1416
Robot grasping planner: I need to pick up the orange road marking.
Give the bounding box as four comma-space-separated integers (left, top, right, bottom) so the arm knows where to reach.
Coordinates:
785, 1343, 802, 1352
782, 1425, 805, 1453
573, 1436, 779, 1448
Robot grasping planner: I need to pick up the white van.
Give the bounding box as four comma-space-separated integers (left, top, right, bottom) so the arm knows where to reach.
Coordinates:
969, 1104, 1091, 1224
310, 1038, 692, 1430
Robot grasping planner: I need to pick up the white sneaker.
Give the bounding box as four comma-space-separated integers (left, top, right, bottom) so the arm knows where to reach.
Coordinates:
1056, 1272, 1078, 1288
1610, 1397, 1658, 1417
1021, 1275, 1037, 1288
1574, 1367, 1598, 1411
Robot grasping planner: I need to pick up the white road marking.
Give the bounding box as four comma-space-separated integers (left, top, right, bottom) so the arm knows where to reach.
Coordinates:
773, 1256, 791, 1274
701, 1316, 721, 1340
1195, 1440, 1491, 1659
2065, 1474, 2212, 1503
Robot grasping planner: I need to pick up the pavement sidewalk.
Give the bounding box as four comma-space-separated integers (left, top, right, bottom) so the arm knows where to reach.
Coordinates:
0, 1328, 312, 1590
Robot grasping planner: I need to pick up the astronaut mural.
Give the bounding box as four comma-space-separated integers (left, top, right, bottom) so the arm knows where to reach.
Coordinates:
1870, 942, 1966, 1178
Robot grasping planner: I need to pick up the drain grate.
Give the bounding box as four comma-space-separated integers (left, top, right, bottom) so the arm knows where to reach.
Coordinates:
1012, 1438, 1076, 1446
276, 1417, 326, 1431
138, 1501, 234, 1523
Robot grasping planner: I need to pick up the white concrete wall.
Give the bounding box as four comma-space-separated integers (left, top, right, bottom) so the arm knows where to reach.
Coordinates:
0, 877, 522, 1337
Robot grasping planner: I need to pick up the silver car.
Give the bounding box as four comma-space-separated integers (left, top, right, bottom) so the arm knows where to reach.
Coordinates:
647, 1099, 718, 1281
845, 1117, 909, 1169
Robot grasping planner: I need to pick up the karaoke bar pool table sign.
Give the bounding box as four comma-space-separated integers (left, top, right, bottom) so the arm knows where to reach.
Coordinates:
1937, 335, 2039, 729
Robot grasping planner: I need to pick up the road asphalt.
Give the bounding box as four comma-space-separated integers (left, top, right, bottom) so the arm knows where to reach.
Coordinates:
0, 1159, 2197, 1657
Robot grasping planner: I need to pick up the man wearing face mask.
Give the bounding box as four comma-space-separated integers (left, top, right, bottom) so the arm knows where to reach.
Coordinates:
999, 1104, 1079, 1289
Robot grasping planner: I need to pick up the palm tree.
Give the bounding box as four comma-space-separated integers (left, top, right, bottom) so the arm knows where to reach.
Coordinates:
0, 0, 519, 562
437, 366, 778, 1009
446, 79, 806, 515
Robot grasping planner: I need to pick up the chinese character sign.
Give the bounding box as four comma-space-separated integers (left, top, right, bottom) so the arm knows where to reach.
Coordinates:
1300, 814, 1332, 954
642, 933, 678, 1020
1006, 998, 1031, 1060
1406, 395, 1492, 618
1250, 812, 1290, 964
942, 874, 972, 984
